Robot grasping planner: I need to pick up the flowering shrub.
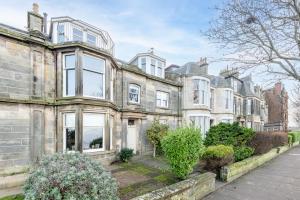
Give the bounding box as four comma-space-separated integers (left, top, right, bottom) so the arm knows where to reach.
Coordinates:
24, 153, 119, 200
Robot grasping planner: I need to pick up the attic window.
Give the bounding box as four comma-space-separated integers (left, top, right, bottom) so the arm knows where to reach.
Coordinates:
73, 27, 83, 41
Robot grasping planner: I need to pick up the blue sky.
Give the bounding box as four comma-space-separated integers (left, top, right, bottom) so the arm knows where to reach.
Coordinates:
0, 0, 297, 125
0, 0, 223, 74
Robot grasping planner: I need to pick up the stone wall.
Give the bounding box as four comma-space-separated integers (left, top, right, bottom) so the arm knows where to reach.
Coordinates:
130, 172, 216, 200
220, 144, 298, 182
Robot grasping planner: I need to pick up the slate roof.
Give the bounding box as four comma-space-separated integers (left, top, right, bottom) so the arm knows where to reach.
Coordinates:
166, 62, 208, 77
210, 75, 231, 88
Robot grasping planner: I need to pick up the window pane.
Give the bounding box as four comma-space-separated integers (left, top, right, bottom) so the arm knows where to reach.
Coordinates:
83, 127, 103, 150
158, 67, 162, 77
57, 24, 64, 43
73, 28, 83, 41
151, 65, 155, 75
83, 55, 105, 73
65, 55, 75, 69
83, 113, 104, 151
83, 71, 103, 98
66, 128, 75, 151
66, 69, 75, 96
87, 34, 96, 45
129, 84, 140, 103
65, 113, 75, 127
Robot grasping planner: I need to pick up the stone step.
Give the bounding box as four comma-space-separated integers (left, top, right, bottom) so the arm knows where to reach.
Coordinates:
0, 173, 27, 190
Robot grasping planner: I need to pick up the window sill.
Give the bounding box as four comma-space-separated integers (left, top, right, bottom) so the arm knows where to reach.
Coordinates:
128, 101, 141, 105
156, 106, 170, 110
83, 149, 116, 156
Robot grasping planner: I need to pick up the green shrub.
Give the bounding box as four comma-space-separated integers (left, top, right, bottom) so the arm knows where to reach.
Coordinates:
204, 122, 255, 147
146, 119, 169, 157
233, 146, 254, 162
161, 126, 205, 179
288, 135, 293, 146
24, 153, 119, 200
119, 148, 134, 162
202, 145, 234, 171
289, 132, 300, 143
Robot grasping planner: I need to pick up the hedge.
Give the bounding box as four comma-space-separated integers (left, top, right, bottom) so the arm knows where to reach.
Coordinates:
289, 132, 300, 143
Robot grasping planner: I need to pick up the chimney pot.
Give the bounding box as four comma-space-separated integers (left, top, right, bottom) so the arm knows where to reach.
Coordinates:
32, 3, 39, 14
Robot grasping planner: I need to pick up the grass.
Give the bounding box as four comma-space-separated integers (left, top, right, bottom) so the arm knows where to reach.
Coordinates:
0, 195, 24, 200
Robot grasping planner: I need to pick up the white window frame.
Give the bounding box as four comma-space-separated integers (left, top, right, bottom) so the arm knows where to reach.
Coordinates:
57, 23, 65, 43
225, 89, 233, 110
141, 57, 146, 71
189, 115, 210, 136
156, 91, 169, 108
82, 113, 105, 152
72, 26, 83, 42
63, 53, 76, 97
86, 32, 97, 46
63, 112, 76, 153
128, 84, 141, 104
193, 78, 210, 106
82, 54, 106, 99
150, 59, 156, 75
247, 99, 252, 115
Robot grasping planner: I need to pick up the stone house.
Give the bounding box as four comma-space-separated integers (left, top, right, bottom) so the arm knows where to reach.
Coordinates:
0, 4, 268, 172
264, 82, 288, 131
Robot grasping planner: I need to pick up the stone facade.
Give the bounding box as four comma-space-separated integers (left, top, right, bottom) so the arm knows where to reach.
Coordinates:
0, 5, 271, 172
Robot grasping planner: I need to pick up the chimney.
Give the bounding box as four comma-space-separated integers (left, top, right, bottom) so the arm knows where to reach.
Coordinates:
27, 3, 44, 32
32, 3, 39, 14
274, 82, 282, 95
43, 12, 48, 34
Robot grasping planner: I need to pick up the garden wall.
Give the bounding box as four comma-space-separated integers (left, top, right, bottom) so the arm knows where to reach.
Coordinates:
130, 172, 216, 200
220, 142, 299, 182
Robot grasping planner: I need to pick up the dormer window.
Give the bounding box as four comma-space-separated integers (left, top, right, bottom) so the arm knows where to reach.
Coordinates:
87, 33, 96, 46
141, 57, 146, 71
73, 27, 83, 41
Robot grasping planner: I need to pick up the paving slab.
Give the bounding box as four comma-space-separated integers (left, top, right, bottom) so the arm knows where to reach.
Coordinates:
204, 145, 300, 200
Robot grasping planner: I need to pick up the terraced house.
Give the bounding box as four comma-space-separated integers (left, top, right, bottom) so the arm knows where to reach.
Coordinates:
0, 4, 268, 172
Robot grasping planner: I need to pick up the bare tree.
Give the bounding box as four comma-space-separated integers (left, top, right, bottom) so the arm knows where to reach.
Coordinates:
291, 85, 300, 126
207, 0, 300, 81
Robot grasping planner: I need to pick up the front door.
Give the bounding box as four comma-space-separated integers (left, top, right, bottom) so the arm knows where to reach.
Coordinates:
127, 119, 137, 154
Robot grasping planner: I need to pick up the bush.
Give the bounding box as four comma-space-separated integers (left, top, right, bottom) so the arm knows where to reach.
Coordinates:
146, 119, 169, 157
119, 148, 134, 162
289, 132, 300, 143
204, 122, 255, 147
202, 145, 234, 171
24, 153, 119, 200
161, 126, 205, 179
233, 146, 254, 162
249, 132, 288, 155
288, 135, 293, 146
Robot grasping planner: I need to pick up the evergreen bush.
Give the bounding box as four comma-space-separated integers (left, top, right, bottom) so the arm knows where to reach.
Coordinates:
24, 153, 119, 200
161, 126, 205, 179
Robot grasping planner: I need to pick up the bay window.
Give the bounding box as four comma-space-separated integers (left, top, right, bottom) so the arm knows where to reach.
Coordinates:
193, 79, 209, 106
63, 54, 76, 97
247, 99, 252, 115
129, 84, 140, 104
156, 91, 169, 108
190, 116, 210, 136
63, 113, 76, 152
82, 54, 105, 98
83, 113, 105, 152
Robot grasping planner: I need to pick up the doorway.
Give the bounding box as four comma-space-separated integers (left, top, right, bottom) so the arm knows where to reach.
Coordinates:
127, 119, 137, 154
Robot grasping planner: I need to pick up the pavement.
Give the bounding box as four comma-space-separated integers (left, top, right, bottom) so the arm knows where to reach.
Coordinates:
204, 145, 300, 200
